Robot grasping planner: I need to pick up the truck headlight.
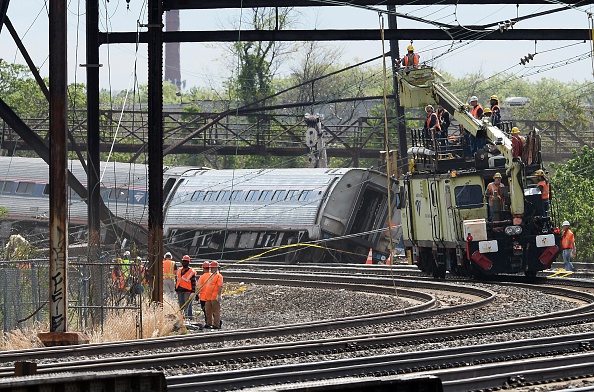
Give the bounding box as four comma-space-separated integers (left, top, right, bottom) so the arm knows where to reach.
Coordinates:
505, 226, 523, 236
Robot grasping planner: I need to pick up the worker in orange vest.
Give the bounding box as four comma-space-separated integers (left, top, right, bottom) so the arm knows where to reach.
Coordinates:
511, 127, 524, 159
175, 255, 197, 320
485, 172, 505, 221
163, 252, 177, 298
535, 169, 550, 217
400, 44, 420, 69
423, 105, 441, 150
111, 258, 126, 293
204, 260, 224, 329
469, 96, 485, 151
561, 221, 576, 272
197, 261, 211, 325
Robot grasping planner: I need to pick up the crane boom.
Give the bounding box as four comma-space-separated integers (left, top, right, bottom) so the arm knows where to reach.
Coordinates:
396, 67, 524, 216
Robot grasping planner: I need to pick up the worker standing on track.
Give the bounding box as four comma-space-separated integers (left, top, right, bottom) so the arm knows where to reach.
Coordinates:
485, 173, 505, 221
535, 169, 550, 217
561, 221, 576, 272
197, 261, 211, 325
204, 260, 224, 329
163, 252, 177, 299
176, 255, 197, 321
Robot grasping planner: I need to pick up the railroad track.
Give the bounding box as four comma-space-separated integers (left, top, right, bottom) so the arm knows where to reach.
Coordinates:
3, 269, 594, 391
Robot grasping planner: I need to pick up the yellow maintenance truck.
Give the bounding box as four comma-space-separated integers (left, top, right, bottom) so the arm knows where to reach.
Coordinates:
397, 67, 561, 278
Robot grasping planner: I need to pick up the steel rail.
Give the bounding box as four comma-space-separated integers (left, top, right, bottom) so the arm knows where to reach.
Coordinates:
165, 333, 594, 391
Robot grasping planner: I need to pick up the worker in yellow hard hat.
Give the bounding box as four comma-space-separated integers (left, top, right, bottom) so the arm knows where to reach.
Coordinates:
511, 126, 524, 158
485, 172, 505, 221
490, 95, 502, 128
534, 169, 550, 217
399, 43, 420, 69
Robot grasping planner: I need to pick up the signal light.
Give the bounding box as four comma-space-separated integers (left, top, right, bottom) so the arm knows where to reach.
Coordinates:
467, 234, 473, 242
553, 227, 560, 234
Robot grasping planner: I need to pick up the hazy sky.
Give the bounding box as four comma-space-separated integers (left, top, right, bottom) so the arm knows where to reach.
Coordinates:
1, 1, 593, 93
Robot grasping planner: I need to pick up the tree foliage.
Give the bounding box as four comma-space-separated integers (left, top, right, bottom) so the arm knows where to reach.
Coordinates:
550, 146, 594, 262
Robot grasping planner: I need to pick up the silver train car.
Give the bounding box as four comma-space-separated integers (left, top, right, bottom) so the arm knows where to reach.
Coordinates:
163, 167, 400, 263
0, 156, 150, 246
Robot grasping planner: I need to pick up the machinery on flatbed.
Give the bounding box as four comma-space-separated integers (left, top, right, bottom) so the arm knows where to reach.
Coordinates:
397, 67, 561, 278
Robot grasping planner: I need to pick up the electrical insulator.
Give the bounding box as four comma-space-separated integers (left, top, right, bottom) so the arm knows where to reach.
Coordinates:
520, 53, 535, 65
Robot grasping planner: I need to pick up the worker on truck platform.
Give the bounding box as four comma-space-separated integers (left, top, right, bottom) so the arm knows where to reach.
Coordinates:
423, 105, 442, 150
485, 172, 505, 221
469, 96, 485, 151
490, 95, 502, 128
511, 127, 524, 159
535, 169, 550, 217
397, 44, 420, 70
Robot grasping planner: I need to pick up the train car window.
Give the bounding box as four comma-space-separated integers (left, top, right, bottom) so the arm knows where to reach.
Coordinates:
109, 188, 129, 201
203, 191, 217, 202
246, 190, 260, 202
298, 190, 311, 201
272, 190, 287, 201
0, 181, 15, 194
286, 190, 299, 201
454, 185, 484, 209
259, 190, 272, 201
230, 190, 243, 201
15, 182, 36, 195
191, 191, 204, 202
217, 190, 230, 202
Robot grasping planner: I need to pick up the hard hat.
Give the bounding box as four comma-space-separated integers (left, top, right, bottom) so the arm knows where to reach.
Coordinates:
202, 261, 210, 268
493, 172, 502, 179
123, 251, 130, 257
534, 169, 545, 176
407, 44, 414, 52
483, 108, 492, 114
182, 255, 191, 262
425, 105, 434, 112
511, 127, 520, 134
136, 256, 142, 263
469, 96, 478, 103
562, 221, 570, 226
164, 252, 172, 259
210, 260, 219, 268
490, 95, 499, 101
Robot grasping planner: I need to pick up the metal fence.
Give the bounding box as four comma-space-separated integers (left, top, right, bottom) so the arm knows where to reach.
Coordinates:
0, 258, 144, 334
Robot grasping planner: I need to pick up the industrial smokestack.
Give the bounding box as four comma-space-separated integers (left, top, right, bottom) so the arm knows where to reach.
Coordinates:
165, 10, 181, 89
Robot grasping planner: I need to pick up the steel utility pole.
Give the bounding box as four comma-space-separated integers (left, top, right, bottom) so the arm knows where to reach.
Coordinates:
147, 0, 165, 304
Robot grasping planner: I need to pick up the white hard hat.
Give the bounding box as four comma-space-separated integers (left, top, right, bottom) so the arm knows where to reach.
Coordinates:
164, 252, 172, 259
562, 221, 570, 226
469, 96, 478, 103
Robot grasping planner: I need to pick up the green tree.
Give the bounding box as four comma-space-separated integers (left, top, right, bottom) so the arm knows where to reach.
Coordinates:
550, 145, 594, 262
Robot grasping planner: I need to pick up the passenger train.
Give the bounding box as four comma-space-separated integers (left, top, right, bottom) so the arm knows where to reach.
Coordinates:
0, 157, 399, 263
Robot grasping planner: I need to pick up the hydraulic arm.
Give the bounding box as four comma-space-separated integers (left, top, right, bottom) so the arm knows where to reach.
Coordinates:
396, 67, 524, 216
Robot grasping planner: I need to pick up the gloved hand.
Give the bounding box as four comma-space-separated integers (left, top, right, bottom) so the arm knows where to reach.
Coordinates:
216, 295, 222, 302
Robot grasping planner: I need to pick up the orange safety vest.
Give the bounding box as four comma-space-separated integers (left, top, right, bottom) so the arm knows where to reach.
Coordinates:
561, 229, 575, 250
403, 53, 420, 67
425, 112, 441, 132
176, 267, 196, 291
471, 104, 483, 119
163, 259, 176, 280
538, 180, 549, 200
197, 272, 212, 301
111, 268, 125, 289
487, 181, 504, 205
204, 272, 224, 301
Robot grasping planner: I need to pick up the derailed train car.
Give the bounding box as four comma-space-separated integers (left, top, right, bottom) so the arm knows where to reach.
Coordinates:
162, 167, 400, 263
0, 156, 149, 246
